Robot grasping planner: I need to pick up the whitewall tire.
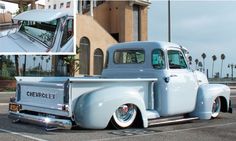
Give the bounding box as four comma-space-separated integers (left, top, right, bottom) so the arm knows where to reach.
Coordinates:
111, 104, 137, 128
211, 97, 221, 118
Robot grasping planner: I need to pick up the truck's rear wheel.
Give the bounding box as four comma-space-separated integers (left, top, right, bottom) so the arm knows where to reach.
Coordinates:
211, 97, 221, 118
111, 104, 137, 128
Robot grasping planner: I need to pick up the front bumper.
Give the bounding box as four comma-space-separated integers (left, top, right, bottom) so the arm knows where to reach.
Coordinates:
9, 111, 72, 130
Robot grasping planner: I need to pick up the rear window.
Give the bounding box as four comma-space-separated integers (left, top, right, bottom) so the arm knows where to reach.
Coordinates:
114, 50, 145, 64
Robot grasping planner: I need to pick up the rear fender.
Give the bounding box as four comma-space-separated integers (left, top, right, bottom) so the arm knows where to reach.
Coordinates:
73, 86, 147, 129
190, 84, 230, 119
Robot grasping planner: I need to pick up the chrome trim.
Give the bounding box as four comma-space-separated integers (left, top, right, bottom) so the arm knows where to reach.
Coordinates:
8, 111, 72, 129
148, 117, 199, 126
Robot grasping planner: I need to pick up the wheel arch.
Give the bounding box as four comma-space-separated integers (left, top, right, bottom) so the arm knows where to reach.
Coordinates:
73, 86, 148, 129
190, 84, 230, 119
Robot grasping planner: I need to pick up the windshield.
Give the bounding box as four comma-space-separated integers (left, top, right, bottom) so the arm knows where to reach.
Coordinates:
19, 20, 58, 47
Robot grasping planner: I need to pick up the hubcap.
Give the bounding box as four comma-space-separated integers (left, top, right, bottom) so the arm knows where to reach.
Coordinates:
115, 104, 135, 123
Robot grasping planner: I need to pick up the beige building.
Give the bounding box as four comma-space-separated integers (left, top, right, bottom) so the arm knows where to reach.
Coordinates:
76, 0, 150, 76
1, 0, 38, 11
0, 12, 11, 24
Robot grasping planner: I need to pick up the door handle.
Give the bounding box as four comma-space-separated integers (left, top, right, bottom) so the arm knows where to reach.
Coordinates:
164, 75, 178, 83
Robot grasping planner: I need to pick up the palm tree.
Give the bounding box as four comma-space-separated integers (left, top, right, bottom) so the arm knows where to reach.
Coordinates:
212, 55, 217, 78
220, 54, 225, 78
45, 58, 49, 72
188, 56, 192, 65
40, 56, 44, 71
201, 53, 206, 73
33, 56, 36, 68
195, 59, 199, 70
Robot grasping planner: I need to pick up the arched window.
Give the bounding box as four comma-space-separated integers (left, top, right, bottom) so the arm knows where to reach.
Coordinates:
79, 37, 90, 75
93, 48, 104, 75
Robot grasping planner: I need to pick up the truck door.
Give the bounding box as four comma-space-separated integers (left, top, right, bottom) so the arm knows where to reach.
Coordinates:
165, 49, 198, 115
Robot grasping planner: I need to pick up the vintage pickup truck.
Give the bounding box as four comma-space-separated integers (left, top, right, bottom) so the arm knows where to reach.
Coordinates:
0, 9, 74, 54
8, 41, 232, 130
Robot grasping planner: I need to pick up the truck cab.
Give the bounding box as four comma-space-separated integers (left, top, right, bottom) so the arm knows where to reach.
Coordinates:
102, 41, 200, 116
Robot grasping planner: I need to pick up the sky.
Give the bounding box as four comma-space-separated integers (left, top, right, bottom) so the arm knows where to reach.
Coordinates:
148, 0, 236, 78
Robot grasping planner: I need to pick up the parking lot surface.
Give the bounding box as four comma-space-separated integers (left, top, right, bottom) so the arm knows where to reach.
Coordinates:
0, 91, 236, 141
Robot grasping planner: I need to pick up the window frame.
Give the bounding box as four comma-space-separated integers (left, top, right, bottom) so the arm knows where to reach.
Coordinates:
60, 17, 74, 48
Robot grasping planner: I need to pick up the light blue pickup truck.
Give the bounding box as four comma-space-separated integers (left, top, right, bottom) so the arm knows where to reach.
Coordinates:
9, 41, 232, 130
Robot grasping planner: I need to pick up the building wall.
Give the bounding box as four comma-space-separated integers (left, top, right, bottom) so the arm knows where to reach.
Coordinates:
0, 13, 12, 23
76, 0, 149, 76
91, 1, 148, 42
75, 15, 117, 76
45, 0, 73, 11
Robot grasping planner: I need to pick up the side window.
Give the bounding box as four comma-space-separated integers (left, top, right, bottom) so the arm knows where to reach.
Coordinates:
168, 50, 187, 69
61, 18, 73, 47
152, 49, 165, 69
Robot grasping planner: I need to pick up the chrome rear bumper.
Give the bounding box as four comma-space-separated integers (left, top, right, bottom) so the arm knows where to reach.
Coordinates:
8, 111, 72, 130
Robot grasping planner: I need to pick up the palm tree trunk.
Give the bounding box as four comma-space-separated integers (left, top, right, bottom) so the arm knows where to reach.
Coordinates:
212, 61, 214, 78
14, 55, 20, 76
23, 55, 26, 76
203, 59, 205, 73
221, 60, 223, 78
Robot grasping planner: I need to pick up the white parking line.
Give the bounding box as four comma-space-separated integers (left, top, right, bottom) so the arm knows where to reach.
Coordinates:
0, 128, 49, 141
90, 122, 236, 141
231, 95, 236, 98
0, 103, 8, 106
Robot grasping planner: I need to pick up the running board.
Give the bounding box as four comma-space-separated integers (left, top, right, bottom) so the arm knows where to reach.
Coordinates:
148, 117, 199, 126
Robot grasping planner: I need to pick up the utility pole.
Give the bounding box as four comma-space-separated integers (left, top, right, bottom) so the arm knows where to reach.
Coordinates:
168, 0, 171, 42
228, 64, 236, 80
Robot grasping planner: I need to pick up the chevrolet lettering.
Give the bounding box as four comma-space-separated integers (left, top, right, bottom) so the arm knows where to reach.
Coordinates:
26, 91, 55, 99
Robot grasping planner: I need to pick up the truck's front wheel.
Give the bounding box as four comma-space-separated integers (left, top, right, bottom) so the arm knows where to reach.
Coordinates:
211, 97, 221, 118
111, 104, 137, 128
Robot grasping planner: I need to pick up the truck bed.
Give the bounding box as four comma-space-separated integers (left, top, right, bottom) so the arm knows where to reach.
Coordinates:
14, 77, 157, 117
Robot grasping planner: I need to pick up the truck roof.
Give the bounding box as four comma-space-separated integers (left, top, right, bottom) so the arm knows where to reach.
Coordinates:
13, 9, 73, 22
108, 41, 183, 51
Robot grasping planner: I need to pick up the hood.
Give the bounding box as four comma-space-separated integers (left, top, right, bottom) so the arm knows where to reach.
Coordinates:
0, 32, 47, 53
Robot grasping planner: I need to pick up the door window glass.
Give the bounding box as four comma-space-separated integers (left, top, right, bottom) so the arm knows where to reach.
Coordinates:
152, 49, 165, 69
168, 50, 187, 69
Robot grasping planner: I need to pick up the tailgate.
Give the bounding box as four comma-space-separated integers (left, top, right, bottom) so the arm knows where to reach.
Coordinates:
16, 81, 68, 110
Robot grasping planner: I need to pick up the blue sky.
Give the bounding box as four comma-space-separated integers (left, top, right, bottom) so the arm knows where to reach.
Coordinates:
148, 0, 236, 77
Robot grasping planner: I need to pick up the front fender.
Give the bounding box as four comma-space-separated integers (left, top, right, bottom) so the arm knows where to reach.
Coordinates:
73, 86, 147, 129
190, 84, 230, 119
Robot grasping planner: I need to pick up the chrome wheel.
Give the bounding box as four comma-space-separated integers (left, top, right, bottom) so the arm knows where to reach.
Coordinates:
211, 97, 221, 118
112, 104, 137, 128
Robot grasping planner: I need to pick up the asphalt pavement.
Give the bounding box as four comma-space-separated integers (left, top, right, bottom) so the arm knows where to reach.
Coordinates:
0, 91, 236, 141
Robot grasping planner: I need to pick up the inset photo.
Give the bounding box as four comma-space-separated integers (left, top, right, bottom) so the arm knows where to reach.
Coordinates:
0, 0, 74, 55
